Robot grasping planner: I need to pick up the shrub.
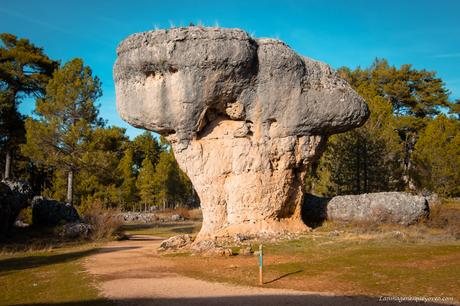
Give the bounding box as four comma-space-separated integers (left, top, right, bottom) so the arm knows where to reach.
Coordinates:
188, 208, 203, 221
174, 207, 190, 220
81, 199, 124, 240
17, 207, 33, 224
425, 199, 460, 239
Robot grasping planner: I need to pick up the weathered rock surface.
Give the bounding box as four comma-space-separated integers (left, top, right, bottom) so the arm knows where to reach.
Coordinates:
114, 27, 369, 240
303, 192, 429, 226
120, 212, 158, 223
0, 179, 33, 235
60, 222, 92, 239
31, 196, 80, 226
159, 234, 193, 250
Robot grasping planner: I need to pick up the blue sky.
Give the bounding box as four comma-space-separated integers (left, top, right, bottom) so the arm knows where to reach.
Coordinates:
1, 0, 459, 138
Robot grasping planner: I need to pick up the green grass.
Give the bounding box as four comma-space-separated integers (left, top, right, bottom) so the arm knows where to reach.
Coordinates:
170, 226, 460, 301
265, 238, 460, 294
0, 245, 112, 306
121, 221, 201, 238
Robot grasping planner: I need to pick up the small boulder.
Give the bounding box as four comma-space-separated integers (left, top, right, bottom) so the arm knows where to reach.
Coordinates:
60, 223, 92, 239
171, 214, 181, 222
14, 220, 29, 228
159, 234, 193, 250
191, 239, 216, 253
31, 196, 80, 226
204, 247, 233, 257
239, 246, 253, 256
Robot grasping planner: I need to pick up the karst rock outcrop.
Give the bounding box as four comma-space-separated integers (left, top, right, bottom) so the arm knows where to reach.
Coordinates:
114, 27, 369, 240
303, 193, 429, 227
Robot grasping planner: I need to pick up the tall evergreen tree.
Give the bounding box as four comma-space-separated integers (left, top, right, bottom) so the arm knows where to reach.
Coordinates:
132, 132, 162, 173
310, 59, 453, 195
118, 146, 138, 209
77, 126, 128, 207
0, 33, 57, 178
21, 58, 102, 204
136, 156, 156, 210
412, 116, 460, 196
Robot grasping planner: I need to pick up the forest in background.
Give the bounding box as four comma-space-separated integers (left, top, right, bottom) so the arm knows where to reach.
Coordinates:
1, 33, 459, 212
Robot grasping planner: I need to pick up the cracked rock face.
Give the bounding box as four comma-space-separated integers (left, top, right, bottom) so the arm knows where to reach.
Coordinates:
114, 27, 369, 240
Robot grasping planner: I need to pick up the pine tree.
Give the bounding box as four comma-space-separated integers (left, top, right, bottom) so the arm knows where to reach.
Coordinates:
412, 116, 460, 196
77, 126, 128, 207
0, 33, 57, 178
132, 132, 162, 173
136, 157, 156, 211
118, 146, 138, 210
151, 151, 171, 210
21, 58, 102, 204
450, 99, 460, 120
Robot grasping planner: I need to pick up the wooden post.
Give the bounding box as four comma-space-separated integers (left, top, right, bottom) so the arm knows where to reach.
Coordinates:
259, 244, 263, 285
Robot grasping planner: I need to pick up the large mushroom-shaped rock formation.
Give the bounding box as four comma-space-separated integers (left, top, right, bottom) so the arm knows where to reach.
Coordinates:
114, 27, 369, 240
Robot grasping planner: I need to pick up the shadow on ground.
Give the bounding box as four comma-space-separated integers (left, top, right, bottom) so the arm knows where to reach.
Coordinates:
264, 270, 303, 284
0, 246, 139, 273
14, 295, 454, 306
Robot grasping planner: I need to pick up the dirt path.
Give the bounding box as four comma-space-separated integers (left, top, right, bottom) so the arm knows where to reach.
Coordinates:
84, 235, 451, 306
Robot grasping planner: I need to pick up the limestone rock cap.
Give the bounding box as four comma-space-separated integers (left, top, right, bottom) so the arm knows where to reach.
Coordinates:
114, 27, 369, 143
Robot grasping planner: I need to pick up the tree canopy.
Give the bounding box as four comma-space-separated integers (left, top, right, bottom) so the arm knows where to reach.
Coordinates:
22, 58, 103, 204
311, 59, 459, 197
0, 33, 57, 178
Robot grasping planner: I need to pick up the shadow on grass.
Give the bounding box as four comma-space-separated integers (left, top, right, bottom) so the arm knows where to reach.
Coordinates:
121, 222, 194, 231
0, 246, 139, 274
264, 269, 303, 284
127, 236, 164, 241
13, 295, 453, 306
171, 226, 196, 234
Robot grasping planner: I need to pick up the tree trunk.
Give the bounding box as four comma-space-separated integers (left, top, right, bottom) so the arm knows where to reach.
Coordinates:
363, 139, 368, 193
356, 136, 361, 194
67, 170, 74, 205
4, 150, 12, 179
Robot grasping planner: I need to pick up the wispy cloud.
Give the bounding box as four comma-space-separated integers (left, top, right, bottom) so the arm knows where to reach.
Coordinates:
0, 7, 74, 36
0, 7, 113, 47
431, 53, 460, 59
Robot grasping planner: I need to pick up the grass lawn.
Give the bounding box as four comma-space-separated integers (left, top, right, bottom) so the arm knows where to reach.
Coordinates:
0, 245, 112, 306
165, 221, 460, 302
121, 221, 201, 238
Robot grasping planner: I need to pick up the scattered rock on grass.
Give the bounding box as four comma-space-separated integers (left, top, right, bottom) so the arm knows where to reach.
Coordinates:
120, 212, 157, 223
159, 234, 193, 251
60, 222, 92, 239
239, 246, 253, 256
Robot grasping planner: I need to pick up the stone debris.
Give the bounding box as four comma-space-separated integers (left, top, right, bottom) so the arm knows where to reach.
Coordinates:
159, 234, 193, 251
60, 222, 92, 239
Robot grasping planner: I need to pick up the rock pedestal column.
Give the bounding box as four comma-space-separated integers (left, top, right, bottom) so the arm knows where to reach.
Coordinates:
114, 27, 369, 240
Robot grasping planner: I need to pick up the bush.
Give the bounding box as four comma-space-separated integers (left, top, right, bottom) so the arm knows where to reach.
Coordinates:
17, 207, 33, 224
425, 199, 460, 239
188, 208, 202, 221
174, 207, 190, 220
81, 200, 123, 240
